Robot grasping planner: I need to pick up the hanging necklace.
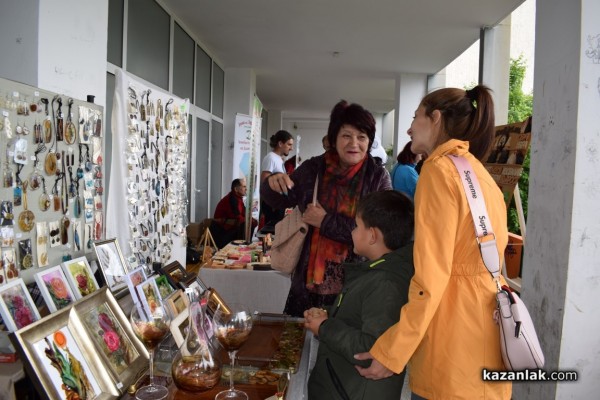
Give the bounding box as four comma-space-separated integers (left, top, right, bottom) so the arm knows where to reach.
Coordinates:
28, 143, 46, 191
64, 98, 77, 144
41, 98, 52, 143
39, 176, 50, 211
44, 96, 59, 175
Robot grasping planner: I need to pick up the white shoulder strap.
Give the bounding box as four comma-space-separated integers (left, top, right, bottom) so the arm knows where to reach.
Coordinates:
447, 155, 501, 279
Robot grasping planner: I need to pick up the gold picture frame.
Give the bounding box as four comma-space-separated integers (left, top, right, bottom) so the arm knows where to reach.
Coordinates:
164, 289, 189, 318
73, 288, 149, 393
10, 291, 121, 399
205, 287, 231, 317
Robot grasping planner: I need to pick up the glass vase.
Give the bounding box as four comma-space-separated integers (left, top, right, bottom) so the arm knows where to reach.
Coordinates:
171, 289, 222, 392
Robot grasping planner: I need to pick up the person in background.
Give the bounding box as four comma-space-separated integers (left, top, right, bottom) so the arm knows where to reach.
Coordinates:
260, 130, 294, 227
355, 85, 512, 399
261, 100, 392, 317
211, 178, 257, 248
390, 141, 422, 200
305, 190, 414, 400
369, 137, 388, 166
284, 155, 301, 175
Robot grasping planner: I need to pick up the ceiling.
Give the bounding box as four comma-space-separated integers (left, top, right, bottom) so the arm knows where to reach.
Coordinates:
161, 0, 524, 120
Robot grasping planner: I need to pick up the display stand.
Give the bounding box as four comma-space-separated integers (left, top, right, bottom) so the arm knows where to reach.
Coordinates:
482, 117, 532, 293
199, 227, 218, 264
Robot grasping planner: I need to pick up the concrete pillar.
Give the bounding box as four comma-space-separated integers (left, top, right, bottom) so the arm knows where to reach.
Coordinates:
516, 0, 600, 398
479, 15, 511, 125
223, 67, 256, 195
393, 73, 427, 157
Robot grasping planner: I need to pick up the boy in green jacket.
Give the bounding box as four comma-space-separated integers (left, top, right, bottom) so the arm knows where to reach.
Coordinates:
304, 190, 414, 400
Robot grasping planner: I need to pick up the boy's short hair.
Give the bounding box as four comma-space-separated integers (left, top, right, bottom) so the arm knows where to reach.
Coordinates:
357, 190, 414, 250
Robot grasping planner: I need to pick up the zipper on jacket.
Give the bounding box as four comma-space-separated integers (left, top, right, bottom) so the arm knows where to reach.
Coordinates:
331, 289, 348, 318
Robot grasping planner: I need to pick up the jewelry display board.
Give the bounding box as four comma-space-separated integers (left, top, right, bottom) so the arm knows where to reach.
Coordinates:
107, 69, 188, 270
0, 77, 105, 286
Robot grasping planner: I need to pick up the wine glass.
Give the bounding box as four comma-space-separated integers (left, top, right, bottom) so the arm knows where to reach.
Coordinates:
130, 302, 172, 400
275, 371, 290, 400
213, 304, 253, 400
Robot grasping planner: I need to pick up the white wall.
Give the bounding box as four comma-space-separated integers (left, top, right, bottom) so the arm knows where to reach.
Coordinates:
0, 0, 38, 87
38, 0, 108, 106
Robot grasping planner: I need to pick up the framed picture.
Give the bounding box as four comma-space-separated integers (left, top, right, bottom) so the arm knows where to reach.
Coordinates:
136, 278, 161, 317
74, 288, 148, 391
34, 265, 77, 313
169, 308, 189, 348
11, 299, 120, 399
0, 278, 41, 332
165, 289, 189, 318
154, 275, 175, 300
123, 267, 147, 304
160, 261, 191, 288
93, 238, 129, 293
62, 257, 100, 299
206, 288, 231, 317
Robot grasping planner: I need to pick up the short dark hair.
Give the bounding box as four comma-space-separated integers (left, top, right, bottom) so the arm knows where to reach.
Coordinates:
327, 100, 376, 153
356, 191, 414, 250
397, 141, 419, 165
231, 179, 243, 191
269, 130, 293, 149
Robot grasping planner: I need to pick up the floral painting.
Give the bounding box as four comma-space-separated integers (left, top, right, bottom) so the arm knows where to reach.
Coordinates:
35, 267, 75, 312
34, 327, 101, 400
0, 279, 41, 331
62, 258, 99, 299
136, 279, 160, 317
154, 275, 174, 300
124, 267, 146, 303
82, 303, 138, 375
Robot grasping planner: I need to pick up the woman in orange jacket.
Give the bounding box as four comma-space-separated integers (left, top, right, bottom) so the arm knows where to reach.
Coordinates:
355, 85, 511, 399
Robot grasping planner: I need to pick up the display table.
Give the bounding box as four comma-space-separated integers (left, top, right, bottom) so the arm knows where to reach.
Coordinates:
198, 268, 290, 314
122, 326, 316, 400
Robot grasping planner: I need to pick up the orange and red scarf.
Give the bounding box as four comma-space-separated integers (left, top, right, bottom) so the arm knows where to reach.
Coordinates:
306, 151, 366, 287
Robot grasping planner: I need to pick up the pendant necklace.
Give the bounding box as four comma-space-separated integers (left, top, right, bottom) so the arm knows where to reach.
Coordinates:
39, 177, 50, 211
44, 96, 59, 175
41, 98, 52, 143
64, 98, 77, 144
18, 180, 35, 232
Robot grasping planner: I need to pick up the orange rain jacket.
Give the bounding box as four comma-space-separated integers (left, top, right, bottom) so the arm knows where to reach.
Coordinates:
370, 140, 512, 399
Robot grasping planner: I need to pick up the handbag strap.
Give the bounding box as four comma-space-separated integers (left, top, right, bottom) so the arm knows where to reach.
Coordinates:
447, 155, 501, 282
312, 176, 319, 205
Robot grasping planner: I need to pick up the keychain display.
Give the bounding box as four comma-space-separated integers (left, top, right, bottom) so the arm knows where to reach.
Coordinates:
124, 84, 188, 266
0, 78, 105, 279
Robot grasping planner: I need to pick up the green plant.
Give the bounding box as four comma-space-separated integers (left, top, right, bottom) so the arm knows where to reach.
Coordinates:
507, 56, 533, 234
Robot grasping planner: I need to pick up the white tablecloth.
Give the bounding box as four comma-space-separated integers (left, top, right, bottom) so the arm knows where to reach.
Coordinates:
198, 268, 291, 314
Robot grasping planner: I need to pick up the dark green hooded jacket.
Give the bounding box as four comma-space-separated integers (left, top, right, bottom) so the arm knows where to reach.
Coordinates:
307, 243, 414, 400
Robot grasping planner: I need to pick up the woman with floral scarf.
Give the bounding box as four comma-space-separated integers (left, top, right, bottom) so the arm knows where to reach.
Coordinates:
260, 100, 391, 317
